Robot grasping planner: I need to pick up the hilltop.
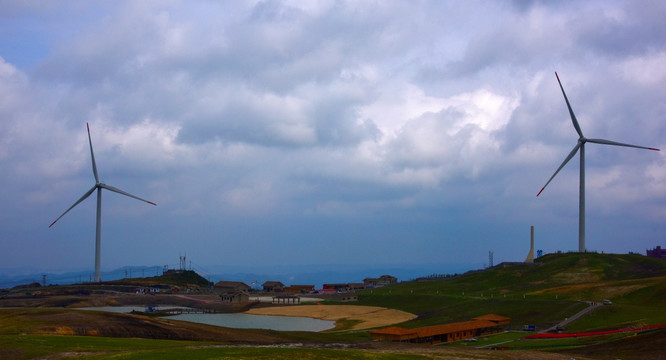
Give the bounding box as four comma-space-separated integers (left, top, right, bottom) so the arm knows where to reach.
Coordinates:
105, 269, 213, 289
0, 270, 218, 309
356, 253, 666, 330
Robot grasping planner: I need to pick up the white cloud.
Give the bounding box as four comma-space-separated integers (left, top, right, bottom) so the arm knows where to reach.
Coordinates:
617, 51, 666, 86
0, 0, 665, 271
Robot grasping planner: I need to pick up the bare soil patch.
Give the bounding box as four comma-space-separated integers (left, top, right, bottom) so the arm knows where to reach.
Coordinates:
245, 305, 417, 330
0, 308, 285, 343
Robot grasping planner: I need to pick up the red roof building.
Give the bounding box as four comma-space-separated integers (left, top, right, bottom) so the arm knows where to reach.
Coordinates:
647, 246, 666, 260
284, 285, 315, 293
370, 314, 509, 344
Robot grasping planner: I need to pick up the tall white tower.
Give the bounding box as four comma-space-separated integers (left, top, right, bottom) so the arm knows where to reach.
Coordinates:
524, 226, 535, 263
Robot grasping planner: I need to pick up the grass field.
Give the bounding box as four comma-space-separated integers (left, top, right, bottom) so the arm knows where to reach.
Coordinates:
0, 334, 588, 360
449, 330, 637, 351
0, 335, 428, 360
355, 253, 666, 330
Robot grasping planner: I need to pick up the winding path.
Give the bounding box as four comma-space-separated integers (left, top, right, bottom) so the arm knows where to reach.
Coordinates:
540, 301, 601, 333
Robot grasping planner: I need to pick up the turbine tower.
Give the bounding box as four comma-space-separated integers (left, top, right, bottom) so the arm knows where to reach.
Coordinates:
50, 123, 156, 282
537, 73, 660, 252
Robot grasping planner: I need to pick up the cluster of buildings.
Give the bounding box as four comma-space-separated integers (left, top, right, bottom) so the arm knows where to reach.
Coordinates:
646, 246, 666, 260
213, 275, 398, 303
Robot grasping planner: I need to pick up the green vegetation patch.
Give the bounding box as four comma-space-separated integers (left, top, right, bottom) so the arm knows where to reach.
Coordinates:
0, 335, 426, 360
107, 270, 212, 288
357, 253, 666, 331
0, 334, 211, 359
108, 347, 428, 360
444, 331, 528, 348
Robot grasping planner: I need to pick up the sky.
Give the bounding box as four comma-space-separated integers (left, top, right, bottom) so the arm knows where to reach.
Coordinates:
1, 0, 664, 277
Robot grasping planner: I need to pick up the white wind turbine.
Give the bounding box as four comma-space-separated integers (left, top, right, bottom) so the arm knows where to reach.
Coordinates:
50, 123, 156, 282
537, 73, 660, 253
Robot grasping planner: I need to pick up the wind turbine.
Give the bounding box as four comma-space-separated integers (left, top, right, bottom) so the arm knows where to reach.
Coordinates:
50, 123, 156, 282
537, 73, 660, 253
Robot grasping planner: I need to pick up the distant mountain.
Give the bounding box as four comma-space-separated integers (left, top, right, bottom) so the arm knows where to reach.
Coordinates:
0, 266, 163, 289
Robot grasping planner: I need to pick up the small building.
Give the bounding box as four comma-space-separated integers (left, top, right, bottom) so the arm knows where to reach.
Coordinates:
316, 288, 338, 294
348, 283, 365, 290
647, 246, 666, 260
284, 285, 315, 293
323, 283, 349, 291
341, 294, 358, 302
220, 290, 250, 303
262, 281, 285, 292
326, 293, 358, 302
272, 294, 301, 304
363, 275, 398, 288
370, 314, 509, 344
320, 283, 365, 292
214, 281, 251, 293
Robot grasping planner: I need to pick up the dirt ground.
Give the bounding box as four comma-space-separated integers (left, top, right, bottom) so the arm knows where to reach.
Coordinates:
245, 304, 417, 330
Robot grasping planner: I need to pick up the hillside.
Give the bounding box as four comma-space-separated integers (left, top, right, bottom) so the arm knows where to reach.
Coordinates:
356, 253, 666, 330
1, 253, 666, 359
0, 270, 219, 309
105, 269, 213, 288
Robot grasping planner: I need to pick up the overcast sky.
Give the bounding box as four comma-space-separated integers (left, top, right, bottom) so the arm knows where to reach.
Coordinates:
1, 0, 664, 276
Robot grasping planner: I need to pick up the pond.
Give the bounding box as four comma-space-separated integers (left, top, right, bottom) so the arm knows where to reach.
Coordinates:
75, 306, 335, 332
167, 312, 335, 332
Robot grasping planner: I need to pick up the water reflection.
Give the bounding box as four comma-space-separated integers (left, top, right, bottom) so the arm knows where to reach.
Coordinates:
168, 312, 335, 332
75, 306, 335, 332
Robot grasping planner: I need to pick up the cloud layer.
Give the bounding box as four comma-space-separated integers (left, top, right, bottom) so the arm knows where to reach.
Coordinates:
1, 0, 664, 273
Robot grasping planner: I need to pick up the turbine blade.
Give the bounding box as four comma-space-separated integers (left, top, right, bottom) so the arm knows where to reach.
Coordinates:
49, 185, 97, 227
537, 143, 581, 197
587, 138, 660, 151
100, 183, 157, 206
87, 123, 100, 183
555, 72, 584, 138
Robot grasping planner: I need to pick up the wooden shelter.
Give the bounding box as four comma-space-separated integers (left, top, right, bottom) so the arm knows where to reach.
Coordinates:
214, 281, 251, 293
262, 281, 285, 292
370, 314, 509, 344
219, 290, 249, 303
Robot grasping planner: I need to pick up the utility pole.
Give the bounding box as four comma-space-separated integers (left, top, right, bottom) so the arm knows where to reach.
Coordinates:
489, 251, 494, 268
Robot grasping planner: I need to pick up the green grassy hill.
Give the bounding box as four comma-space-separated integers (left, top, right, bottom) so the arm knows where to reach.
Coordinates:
355, 253, 666, 331
107, 270, 213, 289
